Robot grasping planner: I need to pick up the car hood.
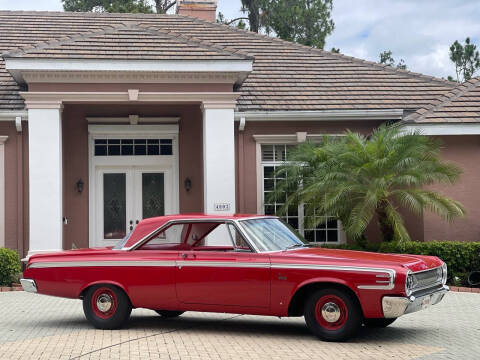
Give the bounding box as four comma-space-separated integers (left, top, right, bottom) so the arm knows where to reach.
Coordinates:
270, 247, 443, 272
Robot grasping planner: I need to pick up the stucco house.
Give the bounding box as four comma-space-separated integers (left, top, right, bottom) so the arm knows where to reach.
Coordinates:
0, 0, 478, 258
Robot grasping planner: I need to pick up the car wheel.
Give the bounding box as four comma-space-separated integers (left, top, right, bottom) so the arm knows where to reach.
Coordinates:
304, 288, 362, 342
83, 284, 132, 329
363, 317, 397, 328
155, 310, 185, 318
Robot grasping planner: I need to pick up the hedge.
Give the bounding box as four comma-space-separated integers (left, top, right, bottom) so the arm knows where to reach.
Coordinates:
323, 241, 480, 286
0, 248, 21, 286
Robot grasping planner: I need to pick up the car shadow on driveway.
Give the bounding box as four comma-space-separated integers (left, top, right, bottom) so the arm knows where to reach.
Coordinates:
19, 312, 436, 346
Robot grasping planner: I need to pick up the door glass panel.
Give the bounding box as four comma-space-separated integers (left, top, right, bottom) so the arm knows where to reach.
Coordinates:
142, 173, 165, 219
103, 173, 126, 240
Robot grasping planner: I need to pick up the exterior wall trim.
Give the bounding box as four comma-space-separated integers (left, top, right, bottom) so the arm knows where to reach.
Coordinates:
20, 92, 240, 106
6, 58, 253, 84
402, 123, 480, 135
0, 136, 7, 248
235, 109, 404, 122
20, 71, 246, 84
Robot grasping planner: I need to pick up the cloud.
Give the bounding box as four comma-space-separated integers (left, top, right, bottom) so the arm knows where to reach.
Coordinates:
0, 0, 62, 11
325, 0, 480, 79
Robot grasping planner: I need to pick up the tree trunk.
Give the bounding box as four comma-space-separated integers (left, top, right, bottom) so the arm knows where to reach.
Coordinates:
242, 0, 260, 33
376, 204, 394, 242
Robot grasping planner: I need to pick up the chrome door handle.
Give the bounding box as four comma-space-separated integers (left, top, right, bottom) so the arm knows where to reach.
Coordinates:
182, 253, 188, 259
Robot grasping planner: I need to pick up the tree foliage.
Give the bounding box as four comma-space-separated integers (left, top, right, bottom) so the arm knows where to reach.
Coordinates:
261, 0, 334, 49
269, 125, 465, 242
216, 12, 248, 30
62, 0, 176, 13
449, 37, 480, 82
379, 50, 407, 70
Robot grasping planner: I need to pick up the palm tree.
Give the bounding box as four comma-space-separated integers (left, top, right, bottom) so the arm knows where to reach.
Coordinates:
270, 125, 466, 242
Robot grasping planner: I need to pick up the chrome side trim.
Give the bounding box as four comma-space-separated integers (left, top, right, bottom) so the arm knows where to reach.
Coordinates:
28, 260, 270, 270
28, 260, 176, 269
20, 278, 37, 293
272, 263, 396, 290
176, 261, 270, 269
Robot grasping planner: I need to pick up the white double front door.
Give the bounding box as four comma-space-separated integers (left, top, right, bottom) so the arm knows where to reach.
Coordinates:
95, 167, 174, 247
88, 125, 179, 248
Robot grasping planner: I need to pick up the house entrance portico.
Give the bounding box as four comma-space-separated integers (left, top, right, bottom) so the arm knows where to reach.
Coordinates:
20, 89, 245, 256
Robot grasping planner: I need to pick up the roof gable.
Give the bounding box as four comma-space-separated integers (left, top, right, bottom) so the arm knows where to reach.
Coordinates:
2, 23, 250, 61
405, 78, 480, 123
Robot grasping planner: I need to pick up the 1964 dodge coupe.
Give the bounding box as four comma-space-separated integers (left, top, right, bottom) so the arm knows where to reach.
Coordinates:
21, 214, 448, 341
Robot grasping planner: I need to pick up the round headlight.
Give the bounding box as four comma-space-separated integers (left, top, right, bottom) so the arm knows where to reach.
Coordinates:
405, 270, 414, 296
442, 262, 448, 285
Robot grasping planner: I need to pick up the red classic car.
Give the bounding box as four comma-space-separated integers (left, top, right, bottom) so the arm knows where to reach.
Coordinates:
21, 214, 448, 341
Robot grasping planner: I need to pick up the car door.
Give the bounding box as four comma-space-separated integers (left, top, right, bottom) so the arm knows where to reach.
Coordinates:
175, 222, 271, 308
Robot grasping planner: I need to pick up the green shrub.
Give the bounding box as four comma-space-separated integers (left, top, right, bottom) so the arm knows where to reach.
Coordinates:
321, 241, 480, 286
0, 248, 21, 286
379, 241, 480, 286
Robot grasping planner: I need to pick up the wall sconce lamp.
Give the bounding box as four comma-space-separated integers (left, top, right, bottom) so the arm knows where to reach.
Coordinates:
76, 179, 84, 193
184, 177, 192, 192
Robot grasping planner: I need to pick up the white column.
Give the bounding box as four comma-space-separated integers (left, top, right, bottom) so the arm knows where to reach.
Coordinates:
202, 101, 236, 215
0, 136, 7, 248
27, 104, 63, 256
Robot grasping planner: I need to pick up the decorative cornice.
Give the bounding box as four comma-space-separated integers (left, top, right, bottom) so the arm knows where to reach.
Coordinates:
21, 70, 244, 84
86, 116, 180, 124
20, 91, 240, 105
201, 100, 238, 110
24, 100, 64, 110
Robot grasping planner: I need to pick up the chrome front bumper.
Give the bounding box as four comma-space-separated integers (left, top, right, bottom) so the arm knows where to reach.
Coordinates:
382, 285, 448, 318
20, 279, 37, 293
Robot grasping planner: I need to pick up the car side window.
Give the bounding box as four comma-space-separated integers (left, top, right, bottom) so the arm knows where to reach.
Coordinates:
147, 224, 185, 245
227, 224, 252, 252
201, 224, 233, 247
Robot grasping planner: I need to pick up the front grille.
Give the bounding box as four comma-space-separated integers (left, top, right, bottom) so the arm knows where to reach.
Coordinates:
412, 267, 443, 292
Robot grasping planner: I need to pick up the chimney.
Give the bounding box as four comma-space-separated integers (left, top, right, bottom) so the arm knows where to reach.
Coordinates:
176, 0, 217, 22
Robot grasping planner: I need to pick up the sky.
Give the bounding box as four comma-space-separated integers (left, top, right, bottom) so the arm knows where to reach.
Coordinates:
1, 0, 480, 80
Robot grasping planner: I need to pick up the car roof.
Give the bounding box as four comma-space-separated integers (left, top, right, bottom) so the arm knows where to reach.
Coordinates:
122, 214, 269, 249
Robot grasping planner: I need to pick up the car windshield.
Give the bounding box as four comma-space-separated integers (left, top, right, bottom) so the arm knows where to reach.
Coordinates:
239, 218, 309, 252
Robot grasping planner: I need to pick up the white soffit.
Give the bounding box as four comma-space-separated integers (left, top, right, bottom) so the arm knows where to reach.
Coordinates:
235, 109, 404, 122
401, 123, 480, 135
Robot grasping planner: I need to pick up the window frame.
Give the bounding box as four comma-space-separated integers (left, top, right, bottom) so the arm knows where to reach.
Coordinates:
255, 135, 345, 245
129, 219, 258, 252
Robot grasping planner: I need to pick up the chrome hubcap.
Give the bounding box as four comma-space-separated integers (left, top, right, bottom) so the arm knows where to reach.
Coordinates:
321, 302, 341, 323
96, 294, 113, 313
